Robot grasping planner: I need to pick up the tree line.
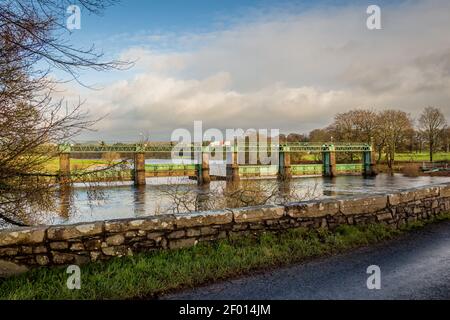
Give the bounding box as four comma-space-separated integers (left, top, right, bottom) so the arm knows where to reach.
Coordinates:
0, 0, 125, 226
281, 108, 448, 169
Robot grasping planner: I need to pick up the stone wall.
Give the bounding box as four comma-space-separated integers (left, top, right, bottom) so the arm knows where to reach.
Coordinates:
1, 183, 450, 277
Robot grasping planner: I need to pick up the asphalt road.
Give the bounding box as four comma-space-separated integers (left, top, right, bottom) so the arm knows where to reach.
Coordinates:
163, 221, 450, 300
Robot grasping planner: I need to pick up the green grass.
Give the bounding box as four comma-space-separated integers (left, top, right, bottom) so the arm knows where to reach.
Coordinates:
44, 158, 111, 173
393, 152, 450, 162
1, 212, 449, 300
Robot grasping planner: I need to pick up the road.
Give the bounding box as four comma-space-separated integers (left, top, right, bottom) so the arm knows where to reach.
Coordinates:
162, 221, 450, 300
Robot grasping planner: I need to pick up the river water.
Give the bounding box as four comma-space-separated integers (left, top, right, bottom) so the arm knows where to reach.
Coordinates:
30, 173, 449, 227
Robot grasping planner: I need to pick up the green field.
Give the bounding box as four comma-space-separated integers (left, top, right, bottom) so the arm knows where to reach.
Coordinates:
392, 152, 450, 162
1, 213, 449, 300
43, 159, 115, 173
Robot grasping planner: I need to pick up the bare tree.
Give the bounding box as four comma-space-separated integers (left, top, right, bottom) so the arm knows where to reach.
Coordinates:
376, 110, 413, 173
418, 107, 447, 162
329, 109, 379, 163
441, 127, 450, 153
331, 109, 378, 144
308, 128, 332, 142
0, 1, 128, 226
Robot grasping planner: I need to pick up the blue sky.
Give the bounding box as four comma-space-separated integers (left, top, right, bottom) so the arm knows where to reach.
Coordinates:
54, 0, 450, 141
65, 0, 388, 85
70, 0, 382, 57
76, 0, 317, 39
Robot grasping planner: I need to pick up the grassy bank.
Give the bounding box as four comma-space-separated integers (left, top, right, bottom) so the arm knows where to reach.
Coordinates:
394, 152, 450, 162
44, 158, 111, 173
1, 213, 449, 300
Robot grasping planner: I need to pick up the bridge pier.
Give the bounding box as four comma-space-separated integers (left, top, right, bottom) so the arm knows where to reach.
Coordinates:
363, 150, 377, 177
59, 152, 71, 184
278, 149, 292, 181
134, 152, 146, 185
197, 152, 211, 185
323, 148, 337, 177
226, 150, 240, 182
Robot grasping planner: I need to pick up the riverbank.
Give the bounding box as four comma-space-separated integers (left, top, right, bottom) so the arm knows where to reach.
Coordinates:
0, 212, 449, 300
377, 163, 450, 177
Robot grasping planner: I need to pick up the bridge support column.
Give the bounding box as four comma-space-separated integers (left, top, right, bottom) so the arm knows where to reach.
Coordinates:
134, 152, 146, 185
363, 150, 377, 177
323, 149, 337, 177
59, 153, 71, 184
226, 150, 240, 182
197, 152, 211, 185
278, 150, 291, 181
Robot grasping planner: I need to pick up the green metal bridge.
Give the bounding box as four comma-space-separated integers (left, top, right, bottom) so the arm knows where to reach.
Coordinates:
59, 142, 372, 153
56, 141, 376, 185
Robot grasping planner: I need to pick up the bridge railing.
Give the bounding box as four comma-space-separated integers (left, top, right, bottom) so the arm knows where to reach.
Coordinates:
59, 142, 372, 153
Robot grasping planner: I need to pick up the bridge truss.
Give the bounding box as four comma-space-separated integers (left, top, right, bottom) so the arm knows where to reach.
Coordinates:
59, 142, 372, 154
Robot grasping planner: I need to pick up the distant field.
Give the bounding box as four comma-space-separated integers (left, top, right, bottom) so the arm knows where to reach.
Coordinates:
393, 152, 450, 162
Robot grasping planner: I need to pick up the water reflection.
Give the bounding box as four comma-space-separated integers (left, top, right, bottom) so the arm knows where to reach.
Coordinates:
133, 185, 146, 216
59, 185, 72, 219
40, 174, 450, 226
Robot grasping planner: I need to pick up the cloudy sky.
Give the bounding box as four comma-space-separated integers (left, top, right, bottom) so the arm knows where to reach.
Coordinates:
60, 0, 450, 142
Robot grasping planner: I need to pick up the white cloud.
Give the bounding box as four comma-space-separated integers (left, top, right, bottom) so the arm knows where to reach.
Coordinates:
67, 0, 450, 141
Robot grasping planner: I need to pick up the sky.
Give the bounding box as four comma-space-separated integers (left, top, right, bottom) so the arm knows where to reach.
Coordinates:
56, 0, 450, 142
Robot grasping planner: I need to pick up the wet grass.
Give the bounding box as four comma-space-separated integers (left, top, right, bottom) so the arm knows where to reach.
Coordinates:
43, 158, 111, 173
1, 212, 449, 300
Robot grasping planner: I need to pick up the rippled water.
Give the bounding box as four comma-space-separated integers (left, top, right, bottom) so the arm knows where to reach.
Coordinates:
30, 173, 449, 227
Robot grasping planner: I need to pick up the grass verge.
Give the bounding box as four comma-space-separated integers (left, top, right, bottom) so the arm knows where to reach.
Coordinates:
1, 213, 449, 300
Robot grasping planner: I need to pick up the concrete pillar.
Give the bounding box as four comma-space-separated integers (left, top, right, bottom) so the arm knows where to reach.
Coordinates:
226, 150, 240, 182
363, 150, 377, 177
59, 153, 71, 184
134, 152, 146, 185
278, 150, 292, 180
330, 151, 337, 177
197, 152, 211, 185
323, 150, 337, 177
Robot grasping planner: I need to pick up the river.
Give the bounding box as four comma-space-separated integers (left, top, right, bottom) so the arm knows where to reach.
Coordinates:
29, 173, 449, 227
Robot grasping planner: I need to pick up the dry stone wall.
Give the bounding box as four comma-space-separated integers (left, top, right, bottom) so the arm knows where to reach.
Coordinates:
1, 184, 450, 277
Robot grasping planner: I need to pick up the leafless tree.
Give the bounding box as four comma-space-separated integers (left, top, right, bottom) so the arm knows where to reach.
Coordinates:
418, 107, 447, 162
0, 1, 128, 226
441, 127, 450, 153
329, 109, 379, 162
331, 109, 378, 144
376, 110, 413, 173
308, 128, 332, 143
